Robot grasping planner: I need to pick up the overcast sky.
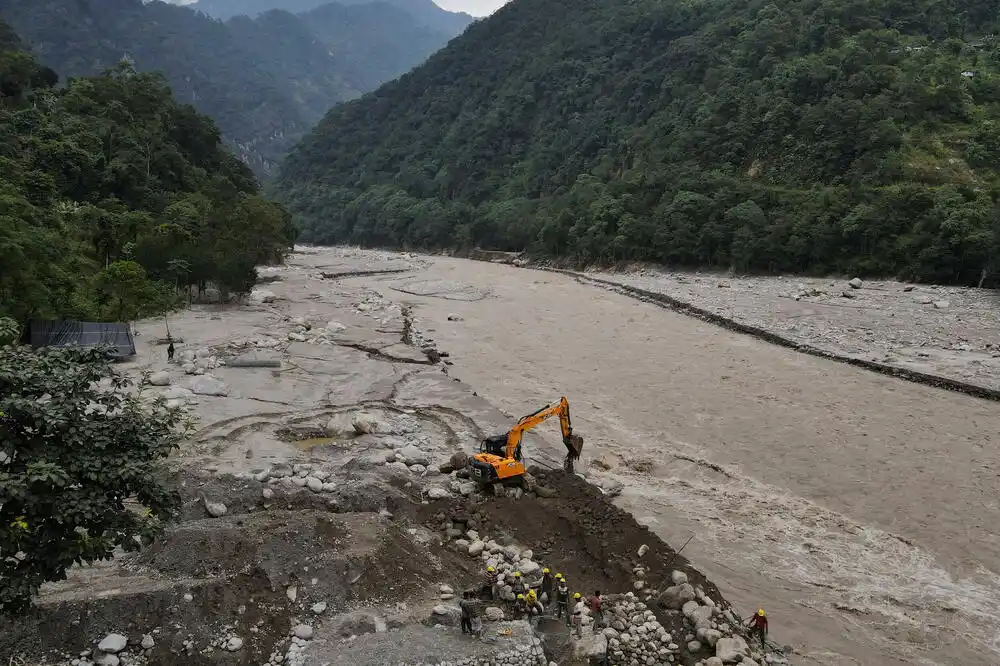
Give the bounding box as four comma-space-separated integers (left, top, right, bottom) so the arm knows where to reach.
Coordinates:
435, 0, 508, 16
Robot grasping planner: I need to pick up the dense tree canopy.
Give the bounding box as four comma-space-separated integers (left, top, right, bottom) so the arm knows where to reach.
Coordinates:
0, 324, 186, 613
0, 27, 295, 323
1, 0, 467, 175
275, 0, 1000, 285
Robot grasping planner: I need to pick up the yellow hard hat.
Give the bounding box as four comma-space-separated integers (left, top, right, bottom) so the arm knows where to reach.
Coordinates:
573, 592, 581, 599
758, 608, 765, 616
487, 566, 495, 572
543, 568, 550, 574
514, 571, 521, 577
555, 573, 563, 579
517, 593, 524, 600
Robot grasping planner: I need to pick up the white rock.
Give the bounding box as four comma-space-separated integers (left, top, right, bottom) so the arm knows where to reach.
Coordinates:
188, 375, 229, 396
399, 444, 429, 466
427, 486, 450, 500
637, 544, 649, 557
933, 300, 950, 309
287, 585, 298, 602
306, 477, 323, 493
351, 412, 380, 434
468, 540, 485, 556
409, 464, 427, 474
249, 289, 276, 304
95, 656, 119, 666
97, 634, 127, 654
715, 636, 749, 663
671, 570, 688, 585
288, 332, 307, 342
140, 634, 155, 650
183, 593, 193, 602
311, 601, 328, 615
848, 277, 863, 289
262, 488, 274, 500
459, 481, 477, 496
322, 482, 337, 492
326, 321, 347, 333
518, 559, 541, 576
203, 498, 227, 518
293, 624, 313, 640
226, 636, 244, 651
440, 584, 454, 594
484, 606, 505, 621
149, 371, 171, 386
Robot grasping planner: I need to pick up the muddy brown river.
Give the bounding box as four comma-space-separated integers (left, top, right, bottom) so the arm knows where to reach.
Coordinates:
343, 253, 1000, 666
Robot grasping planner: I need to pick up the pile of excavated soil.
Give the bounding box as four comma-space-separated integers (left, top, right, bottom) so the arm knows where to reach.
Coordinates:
418, 470, 722, 605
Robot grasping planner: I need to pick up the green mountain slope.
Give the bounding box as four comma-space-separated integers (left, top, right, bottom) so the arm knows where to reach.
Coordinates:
0, 0, 460, 176
0, 19, 294, 323
186, 0, 475, 34
275, 0, 1000, 285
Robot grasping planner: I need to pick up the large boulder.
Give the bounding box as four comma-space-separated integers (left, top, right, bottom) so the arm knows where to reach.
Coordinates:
427, 486, 450, 500
715, 636, 749, 663
399, 445, 429, 466
326, 413, 355, 437
97, 634, 127, 654
188, 375, 229, 397
249, 289, 276, 304
450, 451, 469, 469
659, 583, 696, 609
485, 606, 505, 621
352, 412, 381, 435
148, 371, 170, 386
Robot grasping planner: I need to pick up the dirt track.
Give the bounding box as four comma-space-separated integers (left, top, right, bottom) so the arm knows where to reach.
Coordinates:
347, 252, 1000, 666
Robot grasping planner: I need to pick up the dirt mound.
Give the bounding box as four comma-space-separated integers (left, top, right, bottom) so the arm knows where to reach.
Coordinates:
419, 470, 722, 605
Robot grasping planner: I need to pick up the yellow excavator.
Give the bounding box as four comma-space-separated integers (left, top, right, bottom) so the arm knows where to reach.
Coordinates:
469, 396, 584, 487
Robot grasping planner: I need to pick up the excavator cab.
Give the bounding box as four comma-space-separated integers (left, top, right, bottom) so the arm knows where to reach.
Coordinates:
468, 397, 582, 487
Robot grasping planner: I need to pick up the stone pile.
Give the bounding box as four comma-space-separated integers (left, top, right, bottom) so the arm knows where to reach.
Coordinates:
262, 623, 314, 666
603, 592, 678, 665
239, 462, 340, 495
176, 347, 223, 376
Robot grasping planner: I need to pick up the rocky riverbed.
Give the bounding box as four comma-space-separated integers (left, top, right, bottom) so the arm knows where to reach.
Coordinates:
588, 268, 1000, 393
0, 248, 785, 666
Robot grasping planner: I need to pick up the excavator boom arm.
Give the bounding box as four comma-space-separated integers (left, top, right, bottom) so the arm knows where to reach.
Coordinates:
505, 396, 577, 460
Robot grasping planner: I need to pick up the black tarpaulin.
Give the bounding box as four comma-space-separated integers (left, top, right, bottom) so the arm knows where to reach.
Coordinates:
25, 320, 136, 358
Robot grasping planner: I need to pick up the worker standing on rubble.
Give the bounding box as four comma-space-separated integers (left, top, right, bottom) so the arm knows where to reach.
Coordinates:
571, 592, 586, 638
514, 593, 528, 619
459, 590, 476, 634
589, 590, 604, 628
555, 575, 570, 624
481, 565, 497, 600
525, 588, 544, 620
511, 571, 526, 598
534, 567, 554, 604
748, 609, 768, 649
167, 338, 175, 362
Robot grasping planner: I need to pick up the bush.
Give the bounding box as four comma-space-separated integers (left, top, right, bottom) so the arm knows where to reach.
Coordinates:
0, 344, 187, 613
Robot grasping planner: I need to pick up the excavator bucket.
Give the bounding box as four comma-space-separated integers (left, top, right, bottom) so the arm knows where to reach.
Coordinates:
565, 434, 584, 459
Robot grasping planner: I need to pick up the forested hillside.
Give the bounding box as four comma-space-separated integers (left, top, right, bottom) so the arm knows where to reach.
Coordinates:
185, 0, 475, 34
0, 0, 461, 175
276, 0, 1000, 285
0, 20, 295, 324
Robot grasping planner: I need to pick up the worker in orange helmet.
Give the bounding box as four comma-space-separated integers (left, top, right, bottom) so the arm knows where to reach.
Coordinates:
748, 608, 768, 649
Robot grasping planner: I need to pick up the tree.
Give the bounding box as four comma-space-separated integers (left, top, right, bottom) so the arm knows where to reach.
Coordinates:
96, 260, 155, 322
0, 344, 186, 613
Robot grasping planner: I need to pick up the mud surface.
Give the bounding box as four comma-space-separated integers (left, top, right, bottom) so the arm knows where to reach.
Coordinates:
342, 251, 1000, 666
7, 246, 996, 666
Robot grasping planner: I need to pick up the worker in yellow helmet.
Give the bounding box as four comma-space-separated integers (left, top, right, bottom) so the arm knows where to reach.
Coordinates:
555, 576, 570, 624
531, 567, 555, 605
511, 571, 526, 598
571, 592, 586, 638
481, 565, 498, 600
748, 608, 768, 649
